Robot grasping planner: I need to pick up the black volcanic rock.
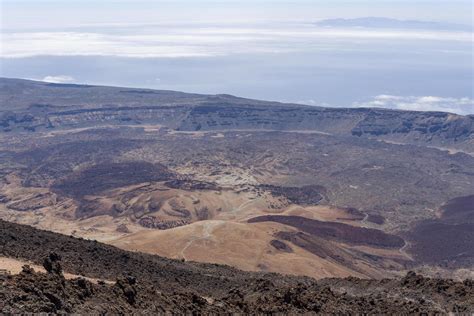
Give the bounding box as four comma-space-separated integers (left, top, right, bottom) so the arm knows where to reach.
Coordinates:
249, 215, 405, 248
0, 219, 472, 314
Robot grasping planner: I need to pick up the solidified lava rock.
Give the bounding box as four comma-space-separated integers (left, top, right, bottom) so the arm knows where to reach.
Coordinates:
115, 276, 138, 305
116, 223, 131, 233
270, 239, 293, 253
43, 252, 63, 275
0, 220, 473, 314
249, 215, 404, 248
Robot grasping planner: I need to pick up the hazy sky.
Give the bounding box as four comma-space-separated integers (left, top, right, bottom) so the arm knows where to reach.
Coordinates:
0, 0, 472, 28
1, 0, 473, 114
2, 0, 473, 29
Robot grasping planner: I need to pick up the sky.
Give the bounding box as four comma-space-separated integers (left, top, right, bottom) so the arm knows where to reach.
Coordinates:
1, 0, 473, 114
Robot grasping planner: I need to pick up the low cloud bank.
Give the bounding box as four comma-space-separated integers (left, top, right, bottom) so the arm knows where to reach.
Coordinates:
42, 75, 75, 83
1, 22, 472, 58
353, 95, 473, 115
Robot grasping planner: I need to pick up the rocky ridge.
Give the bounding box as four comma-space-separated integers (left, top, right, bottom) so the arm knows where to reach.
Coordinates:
0, 219, 472, 314
1, 78, 472, 152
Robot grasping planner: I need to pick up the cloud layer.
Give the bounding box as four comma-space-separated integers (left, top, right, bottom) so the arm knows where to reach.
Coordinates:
1, 23, 472, 58
41, 75, 75, 83
353, 95, 474, 115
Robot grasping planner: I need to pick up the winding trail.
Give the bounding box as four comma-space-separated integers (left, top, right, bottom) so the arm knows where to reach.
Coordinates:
398, 241, 413, 260
180, 221, 225, 261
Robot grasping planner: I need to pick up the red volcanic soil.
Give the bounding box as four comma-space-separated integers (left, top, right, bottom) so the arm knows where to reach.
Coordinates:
248, 215, 404, 248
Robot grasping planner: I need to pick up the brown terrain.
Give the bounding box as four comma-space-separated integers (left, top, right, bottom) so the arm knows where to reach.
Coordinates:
0, 78, 473, 311
1, 219, 472, 314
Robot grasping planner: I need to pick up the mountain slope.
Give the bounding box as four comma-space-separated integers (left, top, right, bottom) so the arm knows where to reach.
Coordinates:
1, 219, 472, 314
1, 78, 472, 152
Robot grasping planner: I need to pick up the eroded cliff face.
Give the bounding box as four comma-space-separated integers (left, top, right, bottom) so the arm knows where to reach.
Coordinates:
175, 105, 473, 147
1, 78, 473, 151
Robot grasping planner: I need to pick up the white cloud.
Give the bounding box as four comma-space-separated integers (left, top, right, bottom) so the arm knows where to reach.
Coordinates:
42, 75, 75, 83
0, 22, 472, 58
353, 95, 474, 115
